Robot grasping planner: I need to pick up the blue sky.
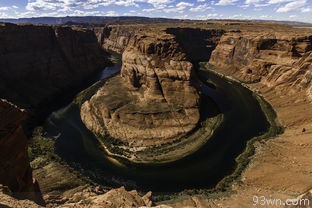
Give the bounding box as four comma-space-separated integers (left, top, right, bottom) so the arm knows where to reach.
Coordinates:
0, 0, 311, 23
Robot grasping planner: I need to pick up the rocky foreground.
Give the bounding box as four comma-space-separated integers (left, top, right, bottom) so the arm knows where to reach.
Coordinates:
0, 21, 311, 207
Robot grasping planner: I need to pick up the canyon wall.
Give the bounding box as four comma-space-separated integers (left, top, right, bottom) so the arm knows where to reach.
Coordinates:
0, 23, 109, 110
94, 26, 134, 53
209, 31, 312, 96
95, 26, 225, 62
0, 99, 43, 204
166, 28, 224, 62
0, 23, 110, 205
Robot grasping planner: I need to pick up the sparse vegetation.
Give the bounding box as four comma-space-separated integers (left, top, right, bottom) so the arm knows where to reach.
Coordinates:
28, 126, 60, 164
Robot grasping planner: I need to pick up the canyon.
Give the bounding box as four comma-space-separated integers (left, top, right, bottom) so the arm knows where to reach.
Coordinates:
0, 20, 311, 208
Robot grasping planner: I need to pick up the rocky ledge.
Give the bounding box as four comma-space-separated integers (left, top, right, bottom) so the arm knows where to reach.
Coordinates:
81, 29, 221, 164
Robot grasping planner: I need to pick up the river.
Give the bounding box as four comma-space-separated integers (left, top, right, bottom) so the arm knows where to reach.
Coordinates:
42, 61, 270, 193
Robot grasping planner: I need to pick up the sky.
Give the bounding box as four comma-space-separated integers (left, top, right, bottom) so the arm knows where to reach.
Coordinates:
0, 0, 311, 23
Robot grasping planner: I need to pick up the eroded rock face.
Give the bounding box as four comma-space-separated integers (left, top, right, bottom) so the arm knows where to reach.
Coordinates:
209, 32, 312, 95
81, 30, 201, 163
0, 23, 109, 110
0, 99, 43, 204
94, 26, 134, 53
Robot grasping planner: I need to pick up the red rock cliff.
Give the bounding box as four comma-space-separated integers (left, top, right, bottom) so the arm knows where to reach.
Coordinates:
0, 99, 43, 204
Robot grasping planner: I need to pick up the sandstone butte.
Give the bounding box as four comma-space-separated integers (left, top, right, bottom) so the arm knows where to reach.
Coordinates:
80, 29, 213, 164
0, 21, 311, 207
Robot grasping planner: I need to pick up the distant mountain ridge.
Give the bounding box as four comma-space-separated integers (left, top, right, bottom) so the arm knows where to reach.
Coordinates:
0, 16, 311, 26
0, 16, 184, 25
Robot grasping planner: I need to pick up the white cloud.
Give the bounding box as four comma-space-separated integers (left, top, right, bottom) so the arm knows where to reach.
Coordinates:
115, 1, 139, 7
301, 7, 311, 13
0, 0, 309, 24
142, 8, 158, 12
25, 0, 173, 12
267, 0, 293, 4
145, 0, 172, 8
189, 3, 212, 12
0, 7, 10, 11
0, 12, 11, 18
173, 14, 189, 19
215, 0, 238, 6
105, 10, 119, 16
276, 0, 307, 12
259, 14, 272, 18
229, 13, 252, 19
242, 0, 269, 8
26, 0, 62, 11
176, 2, 194, 7
0, 5, 19, 11
289, 14, 297, 18
195, 13, 222, 19
163, 1, 193, 13
245, 0, 261, 5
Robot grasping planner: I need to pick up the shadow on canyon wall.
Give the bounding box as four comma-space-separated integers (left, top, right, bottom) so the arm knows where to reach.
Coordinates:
166, 28, 224, 62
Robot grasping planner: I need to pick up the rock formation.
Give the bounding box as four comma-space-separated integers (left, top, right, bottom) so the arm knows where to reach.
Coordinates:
58, 186, 152, 208
0, 99, 43, 204
209, 31, 312, 96
94, 26, 134, 53
0, 23, 110, 206
81, 28, 209, 163
0, 184, 155, 208
0, 23, 109, 110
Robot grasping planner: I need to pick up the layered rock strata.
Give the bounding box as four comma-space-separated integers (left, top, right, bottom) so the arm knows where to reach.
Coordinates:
80, 29, 219, 164
209, 32, 312, 96
94, 26, 134, 53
